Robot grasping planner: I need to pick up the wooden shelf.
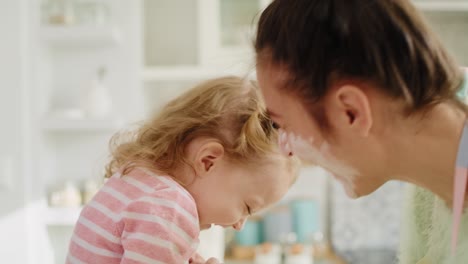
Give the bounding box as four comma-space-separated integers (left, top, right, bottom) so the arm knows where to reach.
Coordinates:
415, 1, 468, 12
44, 207, 82, 226
40, 25, 122, 48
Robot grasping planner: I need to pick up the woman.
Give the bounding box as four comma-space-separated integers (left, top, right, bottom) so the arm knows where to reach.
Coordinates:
254, 0, 468, 263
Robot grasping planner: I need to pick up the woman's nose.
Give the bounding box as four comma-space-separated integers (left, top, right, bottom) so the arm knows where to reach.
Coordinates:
232, 218, 247, 231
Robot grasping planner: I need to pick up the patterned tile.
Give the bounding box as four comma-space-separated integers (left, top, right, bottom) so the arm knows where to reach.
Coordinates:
331, 181, 405, 251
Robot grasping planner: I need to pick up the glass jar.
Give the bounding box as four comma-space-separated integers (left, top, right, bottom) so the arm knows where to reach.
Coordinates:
73, 0, 110, 26
42, 0, 75, 25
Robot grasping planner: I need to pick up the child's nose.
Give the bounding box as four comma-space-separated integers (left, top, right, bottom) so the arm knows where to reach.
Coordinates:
278, 129, 293, 156
232, 218, 246, 231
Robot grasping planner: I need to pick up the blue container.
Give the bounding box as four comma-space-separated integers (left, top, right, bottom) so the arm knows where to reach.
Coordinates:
234, 218, 262, 246
262, 205, 293, 243
291, 199, 320, 243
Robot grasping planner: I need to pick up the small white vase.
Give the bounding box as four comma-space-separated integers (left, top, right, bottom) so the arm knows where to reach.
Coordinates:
82, 67, 112, 118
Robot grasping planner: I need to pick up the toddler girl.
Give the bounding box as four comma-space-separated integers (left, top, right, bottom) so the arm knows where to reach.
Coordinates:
66, 76, 298, 264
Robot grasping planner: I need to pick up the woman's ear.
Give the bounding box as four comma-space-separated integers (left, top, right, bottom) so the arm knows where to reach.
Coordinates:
327, 85, 373, 137
194, 141, 225, 177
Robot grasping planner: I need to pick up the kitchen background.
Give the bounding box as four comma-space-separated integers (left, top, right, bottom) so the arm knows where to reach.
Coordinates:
0, 0, 467, 263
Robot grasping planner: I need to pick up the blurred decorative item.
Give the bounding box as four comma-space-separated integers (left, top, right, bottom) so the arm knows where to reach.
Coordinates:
48, 181, 82, 207
311, 232, 327, 259
42, 0, 75, 25
284, 244, 313, 264
312, 231, 347, 264
82, 178, 101, 204
234, 217, 263, 246
197, 225, 225, 262
48, 178, 103, 207
82, 66, 113, 118
254, 243, 282, 264
280, 232, 298, 250
291, 198, 320, 243
230, 245, 256, 260
263, 204, 293, 243
74, 0, 110, 26
42, 0, 110, 26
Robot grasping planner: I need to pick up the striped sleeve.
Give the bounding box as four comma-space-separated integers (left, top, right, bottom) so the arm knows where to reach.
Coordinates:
120, 189, 200, 264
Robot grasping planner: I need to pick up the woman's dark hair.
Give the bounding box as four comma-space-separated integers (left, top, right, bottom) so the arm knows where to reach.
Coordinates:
255, 0, 464, 113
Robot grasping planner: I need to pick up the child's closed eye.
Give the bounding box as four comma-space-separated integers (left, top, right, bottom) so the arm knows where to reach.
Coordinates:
272, 121, 281, 129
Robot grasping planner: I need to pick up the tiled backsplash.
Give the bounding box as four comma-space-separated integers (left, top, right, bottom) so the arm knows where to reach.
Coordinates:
331, 181, 405, 251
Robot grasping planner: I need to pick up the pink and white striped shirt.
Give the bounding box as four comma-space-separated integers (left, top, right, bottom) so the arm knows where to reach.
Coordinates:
66, 168, 200, 264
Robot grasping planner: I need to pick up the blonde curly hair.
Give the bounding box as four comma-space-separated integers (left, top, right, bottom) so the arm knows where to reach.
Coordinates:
105, 76, 288, 178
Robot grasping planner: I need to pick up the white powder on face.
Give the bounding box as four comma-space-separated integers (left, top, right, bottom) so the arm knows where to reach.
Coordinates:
280, 130, 360, 198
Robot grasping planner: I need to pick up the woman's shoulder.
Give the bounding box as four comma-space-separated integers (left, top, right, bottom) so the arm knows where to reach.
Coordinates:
401, 184, 436, 243
405, 184, 436, 219
397, 184, 434, 263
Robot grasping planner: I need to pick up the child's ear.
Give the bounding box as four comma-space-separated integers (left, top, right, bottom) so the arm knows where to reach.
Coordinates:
195, 142, 224, 175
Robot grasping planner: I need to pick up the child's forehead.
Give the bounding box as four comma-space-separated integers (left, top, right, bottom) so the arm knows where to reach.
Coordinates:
252, 158, 297, 186
253, 157, 288, 173
264, 154, 300, 173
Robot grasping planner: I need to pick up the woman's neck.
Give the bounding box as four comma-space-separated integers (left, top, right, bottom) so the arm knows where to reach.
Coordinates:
390, 102, 467, 206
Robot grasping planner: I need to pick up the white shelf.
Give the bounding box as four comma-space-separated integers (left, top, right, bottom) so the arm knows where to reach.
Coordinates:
44, 207, 82, 226
42, 117, 124, 132
40, 25, 122, 48
415, 1, 468, 11
142, 66, 224, 82
142, 66, 256, 82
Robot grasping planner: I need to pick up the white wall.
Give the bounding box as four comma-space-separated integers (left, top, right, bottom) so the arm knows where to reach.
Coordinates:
144, 0, 199, 66
0, 0, 32, 263
0, 0, 144, 263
